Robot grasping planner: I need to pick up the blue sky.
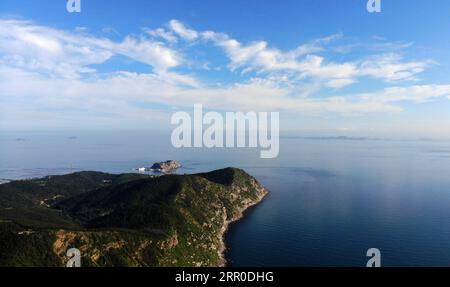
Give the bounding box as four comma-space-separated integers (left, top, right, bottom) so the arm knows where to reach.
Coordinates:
1, 0, 450, 137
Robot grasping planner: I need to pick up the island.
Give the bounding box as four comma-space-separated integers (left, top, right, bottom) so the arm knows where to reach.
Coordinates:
0, 179, 9, 185
136, 160, 181, 173
0, 167, 268, 267
151, 160, 181, 173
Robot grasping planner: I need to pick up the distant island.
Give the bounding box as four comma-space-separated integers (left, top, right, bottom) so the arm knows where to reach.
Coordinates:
136, 160, 181, 173
0, 179, 10, 185
0, 167, 268, 267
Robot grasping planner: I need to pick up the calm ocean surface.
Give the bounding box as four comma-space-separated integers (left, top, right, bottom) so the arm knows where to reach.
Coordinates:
2, 131, 450, 266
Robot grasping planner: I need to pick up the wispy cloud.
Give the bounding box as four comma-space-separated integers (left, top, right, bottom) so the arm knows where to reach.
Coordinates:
0, 18, 448, 130
197, 30, 428, 86
0, 19, 182, 78
144, 27, 178, 44
169, 20, 199, 42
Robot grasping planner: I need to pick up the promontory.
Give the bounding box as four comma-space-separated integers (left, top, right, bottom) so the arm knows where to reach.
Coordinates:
0, 167, 268, 267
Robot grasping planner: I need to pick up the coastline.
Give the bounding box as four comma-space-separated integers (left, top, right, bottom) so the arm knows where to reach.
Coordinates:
0, 168, 268, 267
217, 188, 269, 267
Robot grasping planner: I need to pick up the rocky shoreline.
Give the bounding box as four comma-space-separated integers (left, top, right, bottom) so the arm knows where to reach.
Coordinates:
216, 180, 269, 267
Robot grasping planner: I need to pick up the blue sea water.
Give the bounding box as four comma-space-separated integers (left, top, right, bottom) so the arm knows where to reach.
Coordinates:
2, 131, 450, 266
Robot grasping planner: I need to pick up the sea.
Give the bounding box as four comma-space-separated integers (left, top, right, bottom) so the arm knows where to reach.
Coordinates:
2, 130, 450, 267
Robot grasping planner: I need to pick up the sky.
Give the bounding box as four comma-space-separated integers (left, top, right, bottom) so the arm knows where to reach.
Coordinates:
1, 0, 450, 137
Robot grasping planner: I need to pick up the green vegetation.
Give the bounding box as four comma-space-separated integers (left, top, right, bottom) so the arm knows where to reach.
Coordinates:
0, 168, 267, 267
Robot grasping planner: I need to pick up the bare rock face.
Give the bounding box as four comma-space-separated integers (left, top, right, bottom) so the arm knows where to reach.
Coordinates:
150, 160, 181, 173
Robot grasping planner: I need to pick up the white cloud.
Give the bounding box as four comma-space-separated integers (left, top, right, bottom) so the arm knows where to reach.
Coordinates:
144, 27, 178, 43
169, 20, 199, 41
0, 18, 448, 130
360, 85, 450, 103
201, 31, 324, 72
195, 25, 429, 86
326, 78, 357, 89
358, 54, 429, 82
0, 19, 182, 78
113, 36, 181, 71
